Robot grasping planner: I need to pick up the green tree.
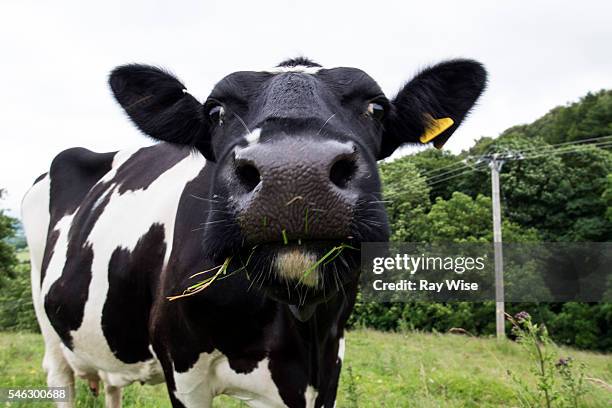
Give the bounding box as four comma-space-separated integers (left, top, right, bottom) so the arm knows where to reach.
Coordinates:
603, 173, 612, 222
423, 192, 540, 243
0, 189, 18, 283
497, 90, 612, 144
449, 134, 611, 241
379, 158, 431, 242
397, 148, 469, 201
0, 189, 37, 331
353, 90, 612, 351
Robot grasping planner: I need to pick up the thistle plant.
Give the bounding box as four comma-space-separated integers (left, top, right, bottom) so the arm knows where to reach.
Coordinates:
556, 357, 587, 408
506, 311, 588, 408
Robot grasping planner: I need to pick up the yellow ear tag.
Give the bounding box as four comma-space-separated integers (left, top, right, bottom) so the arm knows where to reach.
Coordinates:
419, 117, 454, 144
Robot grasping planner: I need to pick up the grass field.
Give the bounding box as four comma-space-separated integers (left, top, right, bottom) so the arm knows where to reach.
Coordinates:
0, 330, 610, 407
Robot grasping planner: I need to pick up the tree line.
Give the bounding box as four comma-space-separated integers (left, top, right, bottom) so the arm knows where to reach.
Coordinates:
349, 90, 612, 351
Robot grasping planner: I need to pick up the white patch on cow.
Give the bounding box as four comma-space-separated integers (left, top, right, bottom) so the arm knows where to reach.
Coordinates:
337, 337, 345, 362
274, 248, 319, 287
90, 187, 112, 212
304, 385, 318, 408
21, 175, 51, 274
173, 351, 286, 408
245, 128, 262, 145
65, 151, 205, 387
111, 147, 138, 169
40, 215, 75, 296
268, 65, 323, 74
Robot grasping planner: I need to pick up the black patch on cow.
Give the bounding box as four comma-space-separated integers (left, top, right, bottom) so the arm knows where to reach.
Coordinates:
265, 290, 355, 408
102, 223, 166, 364
115, 144, 191, 194
33, 172, 47, 185
277, 57, 321, 68
41, 148, 115, 284
45, 243, 94, 347
45, 181, 114, 349
149, 164, 216, 371
48, 148, 115, 229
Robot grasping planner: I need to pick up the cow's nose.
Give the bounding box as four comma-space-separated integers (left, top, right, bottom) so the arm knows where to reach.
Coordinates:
231, 137, 360, 243
233, 138, 357, 192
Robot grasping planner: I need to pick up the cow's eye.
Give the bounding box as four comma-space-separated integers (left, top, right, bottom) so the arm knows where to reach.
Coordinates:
366, 102, 385, 121
208, 105, 225, 125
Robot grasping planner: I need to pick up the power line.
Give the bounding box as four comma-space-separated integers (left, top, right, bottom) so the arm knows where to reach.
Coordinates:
516, 141, 612, 161
417, 135, 612, 180
496, 135, 612, 156
423, 141, 611, 188
426, 162, 475, 182
416, 159, 470, 178
381, 137, 612, 199
427, 165, 488, 187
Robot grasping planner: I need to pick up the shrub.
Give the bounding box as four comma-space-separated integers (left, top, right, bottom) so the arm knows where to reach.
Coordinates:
348, 299, 612, 352
0, 260, 38, 332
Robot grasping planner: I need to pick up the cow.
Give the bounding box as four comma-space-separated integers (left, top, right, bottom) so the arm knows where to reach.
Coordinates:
22, 57, 486, 407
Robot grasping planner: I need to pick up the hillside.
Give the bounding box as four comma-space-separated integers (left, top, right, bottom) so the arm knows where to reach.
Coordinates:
498, 89, 612, 145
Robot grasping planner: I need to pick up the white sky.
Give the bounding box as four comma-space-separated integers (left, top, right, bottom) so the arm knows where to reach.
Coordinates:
1, 0, 611, 216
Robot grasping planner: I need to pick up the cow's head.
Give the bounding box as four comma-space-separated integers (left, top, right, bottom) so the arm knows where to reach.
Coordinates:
110, 57, 486, 308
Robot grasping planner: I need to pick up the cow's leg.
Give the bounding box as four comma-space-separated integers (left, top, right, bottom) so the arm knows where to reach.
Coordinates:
36, 271, 76, 408
167, 378, 213, 408
104, 384, 122, 408
153, 346, 212, 408
41, 338, 75, 408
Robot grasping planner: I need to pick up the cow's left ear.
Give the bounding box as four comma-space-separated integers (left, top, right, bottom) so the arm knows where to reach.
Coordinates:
109, 64, 215, 161
378, 59, 487, 160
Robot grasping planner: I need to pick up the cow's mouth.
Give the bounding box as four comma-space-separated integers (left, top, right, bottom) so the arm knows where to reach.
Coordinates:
235, 239, 360, 306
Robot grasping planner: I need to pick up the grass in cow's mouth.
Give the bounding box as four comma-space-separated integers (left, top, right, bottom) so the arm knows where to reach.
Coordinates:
167, 241, 356, 300
297, 243, 356, 285
167, 257, 232, 301
167, 248, 257, 301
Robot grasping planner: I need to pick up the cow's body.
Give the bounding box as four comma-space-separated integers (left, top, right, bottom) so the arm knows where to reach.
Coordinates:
23, 143, 350, 407
23, 58, 486, 407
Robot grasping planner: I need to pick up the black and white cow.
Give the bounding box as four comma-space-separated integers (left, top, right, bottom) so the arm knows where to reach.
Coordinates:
22, 57, 486, 407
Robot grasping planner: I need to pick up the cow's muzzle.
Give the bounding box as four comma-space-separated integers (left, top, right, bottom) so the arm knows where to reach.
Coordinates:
229, 137, 361, 245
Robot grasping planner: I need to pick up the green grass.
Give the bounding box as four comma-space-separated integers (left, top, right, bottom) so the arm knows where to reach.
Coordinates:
0, 330, 610, 407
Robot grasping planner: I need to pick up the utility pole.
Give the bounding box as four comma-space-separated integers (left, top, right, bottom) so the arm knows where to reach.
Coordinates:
489, 155, 505, 339
476, 152, 522, 339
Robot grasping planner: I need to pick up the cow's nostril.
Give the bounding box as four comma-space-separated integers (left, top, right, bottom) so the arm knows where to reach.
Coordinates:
329, 158, 357, 189
236, 161, 261, 192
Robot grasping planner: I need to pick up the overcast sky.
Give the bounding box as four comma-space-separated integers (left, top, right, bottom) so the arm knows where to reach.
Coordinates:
1, 0, 611, 216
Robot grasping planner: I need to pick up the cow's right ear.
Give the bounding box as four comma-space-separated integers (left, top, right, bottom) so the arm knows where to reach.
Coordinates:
109, 64, 215, 161
377, 59, 487, 160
